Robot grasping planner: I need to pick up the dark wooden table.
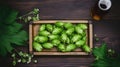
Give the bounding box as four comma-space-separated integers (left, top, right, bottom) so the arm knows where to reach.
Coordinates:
0, 0, 120, 67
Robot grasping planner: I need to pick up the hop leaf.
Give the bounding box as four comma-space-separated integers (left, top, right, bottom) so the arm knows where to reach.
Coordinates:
0, 6, 28, 56
93, 43, 107, 59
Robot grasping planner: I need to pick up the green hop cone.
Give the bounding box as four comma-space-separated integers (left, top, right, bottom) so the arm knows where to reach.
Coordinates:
33, 42, 43, 51
64, 22, 73, 29
66, 44, 76, 52
66, 37, 70, 44
66, 27, 74, 35
55, 21, 64, 27
39, 24, 45, 31
82, 44, 91, 52
75, 40, 85, 47
58, 44, 66, 52
75, 26, 84, 34
34, 35, 39, 42
78, 24, 88, 30
52, 27, 62, 34
52, 39, 60, 46
46, 24, 53, 32
43, 43, 53, 49
39, 30, 50, 36
48, 34, 59, 40
37, 36, 48, 43
71, 34, 82, 43
61, 33, 68, 43
82, 36, 87, 41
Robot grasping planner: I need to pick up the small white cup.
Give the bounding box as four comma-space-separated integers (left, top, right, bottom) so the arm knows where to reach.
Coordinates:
98, 0, 112, 11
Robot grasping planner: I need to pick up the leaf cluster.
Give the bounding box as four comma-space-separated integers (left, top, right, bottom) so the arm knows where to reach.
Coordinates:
92, 43, 120, 67
0, 6, 28, 56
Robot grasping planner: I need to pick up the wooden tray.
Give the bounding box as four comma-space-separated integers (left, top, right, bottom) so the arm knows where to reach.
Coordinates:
29, 20, 93, 55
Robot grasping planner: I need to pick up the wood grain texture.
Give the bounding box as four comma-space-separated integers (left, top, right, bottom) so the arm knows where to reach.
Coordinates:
93, 21, 120, 53
5, 0, 120, 20
6, 0, 94, 20
0, 0, 120, 67
15, 56, 94, 67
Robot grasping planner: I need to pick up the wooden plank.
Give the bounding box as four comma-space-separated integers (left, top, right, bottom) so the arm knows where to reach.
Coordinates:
6, 0, 120, 20
29, 24, 33, 53
29, 20, 93, 55
89, 22, 93, 49
33, 52, 88, 55
6, 0, 94, 20
34, 20, 88, 23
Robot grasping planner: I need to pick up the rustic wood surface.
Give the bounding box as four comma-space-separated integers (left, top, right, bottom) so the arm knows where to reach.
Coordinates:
2, 0, 120, 20
0, 0, 120, 67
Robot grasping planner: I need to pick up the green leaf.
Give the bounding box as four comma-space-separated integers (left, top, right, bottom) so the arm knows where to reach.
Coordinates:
0, 38, 13, 56
10, 30, 28, 45
0, 46, 7, 57
12, 22, 22, 31
91, 59, 110, 67
92, 43, 120, 67
93, 43, 107, 59
4, 42, 13, 53
5, 10, 18, 24
7, 22, 22, 35
0, 6, 28, 57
